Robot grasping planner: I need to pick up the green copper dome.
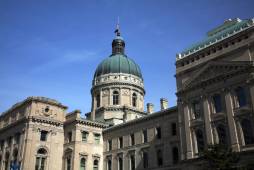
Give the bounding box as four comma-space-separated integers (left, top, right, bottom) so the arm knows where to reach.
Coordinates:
94, 54, 143, 79
94, 27, 143, 80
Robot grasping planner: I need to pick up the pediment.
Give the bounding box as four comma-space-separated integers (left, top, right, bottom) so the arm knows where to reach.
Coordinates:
182, 61, 253, 90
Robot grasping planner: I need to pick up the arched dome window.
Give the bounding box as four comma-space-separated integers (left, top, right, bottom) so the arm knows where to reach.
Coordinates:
132, 93, 137, 107
241, 119, 254, 145
113, 91, 119, 105
35, 148, 47, 170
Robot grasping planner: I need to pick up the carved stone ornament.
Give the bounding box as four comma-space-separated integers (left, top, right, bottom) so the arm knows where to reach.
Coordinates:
122, 89, 129, 96
102, 90, 109, 96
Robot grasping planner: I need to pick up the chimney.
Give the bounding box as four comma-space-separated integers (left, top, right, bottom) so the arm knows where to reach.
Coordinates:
160, 98, 168, 110
147, 103, 154, 114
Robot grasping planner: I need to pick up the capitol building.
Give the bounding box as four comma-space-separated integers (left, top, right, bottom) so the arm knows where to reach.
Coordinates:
0, 18, 254, 170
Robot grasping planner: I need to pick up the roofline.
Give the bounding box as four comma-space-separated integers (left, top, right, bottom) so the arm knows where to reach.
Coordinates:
103, 106, 177, 133
0, 96, 68, 117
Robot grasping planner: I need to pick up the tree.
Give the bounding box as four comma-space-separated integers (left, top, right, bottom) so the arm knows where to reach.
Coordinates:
202, 144, 239, 170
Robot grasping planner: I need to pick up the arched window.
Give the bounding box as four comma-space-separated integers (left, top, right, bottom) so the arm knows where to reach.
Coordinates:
107, 159, 112, 170
216, 124, 227, 145
113, 91, 119, 105
172, 147, 179, 164
195, 129, 204, 153
93, 159, 99, 170
96, 94, 100, 108
241, 119, 254, 145
80, 158, 86, 170
35, 148, 47, 170
132, 93, 137, 107
118, 157, 123, 170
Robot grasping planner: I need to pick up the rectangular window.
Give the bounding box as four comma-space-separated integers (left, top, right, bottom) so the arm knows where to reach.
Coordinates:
130, 134, 135, 146
155, 127, 161, 139
82, 131, 88, 142
108, 140, 112, 151
171, 123, 177, 136
142, 130, 148, 143
143, 151, 149, 168
94, 133, 101, 144
40, 131, 48, 141
118, 137, 123, 149
212, 94, 222, 113
68, 132, 72, 142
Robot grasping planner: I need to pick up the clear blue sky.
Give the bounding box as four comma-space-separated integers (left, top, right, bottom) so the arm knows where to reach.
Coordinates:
0, 0, 253, 115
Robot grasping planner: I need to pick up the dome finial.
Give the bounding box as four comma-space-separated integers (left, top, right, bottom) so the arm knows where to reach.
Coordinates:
114, 16, 120, 36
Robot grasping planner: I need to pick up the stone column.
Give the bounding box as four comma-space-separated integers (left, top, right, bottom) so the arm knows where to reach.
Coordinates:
202, 95, 214, 144
224, 89, 240, 151
182, 102, 193, 159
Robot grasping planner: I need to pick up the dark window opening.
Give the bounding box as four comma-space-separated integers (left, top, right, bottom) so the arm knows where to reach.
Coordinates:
130, 134, 135, 146
172, 123, 177, 136
113, 91, 119, 105
235, 87, 247, 107
143, 151, 148, 168
132, 93, 137, 107
172, 147, 179, 164
143, 130, 148, 143
156, 127, 161, 139
212, 94, 222, 113
157, 150, 163, 167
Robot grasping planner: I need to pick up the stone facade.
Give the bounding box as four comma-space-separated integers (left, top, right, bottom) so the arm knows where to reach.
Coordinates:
176, 18, 254, 169
0, 18, 254, 170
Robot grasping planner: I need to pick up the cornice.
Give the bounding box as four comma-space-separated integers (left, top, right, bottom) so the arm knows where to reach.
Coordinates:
29, 116, 63, 126
103, 106, 177, 134
91, 81, 145, 94
64, 118, 108, 129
